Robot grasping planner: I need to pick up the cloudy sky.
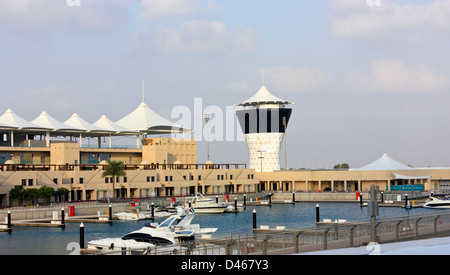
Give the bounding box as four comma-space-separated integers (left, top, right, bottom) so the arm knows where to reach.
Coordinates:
1, 0, 450, 168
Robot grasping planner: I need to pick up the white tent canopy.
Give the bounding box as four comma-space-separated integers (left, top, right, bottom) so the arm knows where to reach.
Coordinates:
0, 109, 50, 131
64, 113, 114, 134
115, 102, 192, 134
93, 115, 137, 135
352, 153, 415, 171
32, 111, 84, 133
235, 85, 294, 107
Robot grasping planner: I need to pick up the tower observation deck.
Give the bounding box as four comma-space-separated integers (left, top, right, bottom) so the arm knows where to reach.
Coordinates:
235, 84, 293, 172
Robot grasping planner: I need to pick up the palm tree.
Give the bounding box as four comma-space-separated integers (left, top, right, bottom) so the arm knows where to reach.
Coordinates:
101, 160, 126, 200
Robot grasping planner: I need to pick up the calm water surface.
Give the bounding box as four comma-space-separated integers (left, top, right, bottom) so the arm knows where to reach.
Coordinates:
0, 202, 443, 255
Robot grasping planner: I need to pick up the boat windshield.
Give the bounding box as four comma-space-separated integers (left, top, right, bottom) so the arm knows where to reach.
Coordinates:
158, 216, 178, 228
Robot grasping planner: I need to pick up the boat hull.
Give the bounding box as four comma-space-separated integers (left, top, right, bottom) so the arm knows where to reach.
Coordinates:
192, 206, 227, 214
423, 203, 450, 209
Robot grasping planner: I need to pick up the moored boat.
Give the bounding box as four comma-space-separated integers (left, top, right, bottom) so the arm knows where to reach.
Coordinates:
424, 196, 450, 209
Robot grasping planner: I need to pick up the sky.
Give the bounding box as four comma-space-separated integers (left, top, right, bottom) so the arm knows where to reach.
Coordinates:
0, 0, 450, 168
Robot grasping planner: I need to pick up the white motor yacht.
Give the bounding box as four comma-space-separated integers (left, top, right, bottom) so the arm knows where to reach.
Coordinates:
87, 213, 217, 254
114, 211, 146, 221
186, 193, 228, 214
424, 196, 450, 209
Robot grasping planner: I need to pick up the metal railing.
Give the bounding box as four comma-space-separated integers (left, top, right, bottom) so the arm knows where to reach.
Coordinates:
104, 210, 450, 255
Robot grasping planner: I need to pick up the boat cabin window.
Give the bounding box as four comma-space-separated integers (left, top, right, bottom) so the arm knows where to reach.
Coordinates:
121, 233, 173, 246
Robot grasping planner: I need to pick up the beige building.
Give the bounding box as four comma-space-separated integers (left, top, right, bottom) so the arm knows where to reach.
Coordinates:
256, 154, 450, 193
1, 102, 450, 207
0, 138, 257, 206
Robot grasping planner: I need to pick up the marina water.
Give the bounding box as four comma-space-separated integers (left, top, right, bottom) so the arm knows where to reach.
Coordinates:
0, 202, 443, 255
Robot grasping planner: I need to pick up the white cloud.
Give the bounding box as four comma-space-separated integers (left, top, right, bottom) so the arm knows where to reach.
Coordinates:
225, 66, 332, 95
125, 20, 257, 55
139, 0, 222, 18
343, 58, 449, 94
331, 0, 450, 42
263, 66, 333, 94
0, 0, 130, 35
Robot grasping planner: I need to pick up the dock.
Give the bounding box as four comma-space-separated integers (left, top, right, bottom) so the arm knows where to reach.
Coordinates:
252, 225, 288, 233
315, 219, 348, 226
360, 201, 424, 208
0, 224, 11, 232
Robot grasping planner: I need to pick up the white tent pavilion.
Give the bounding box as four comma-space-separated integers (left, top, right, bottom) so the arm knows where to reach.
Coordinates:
352, 153, 415, 171
0, 109, 51, 147
31, 111, 85, 147
64, 113, 113, 134
93, 115, 138, 149
65, 113, 115, 147
115, 102, 192, 134
32, 111, 84, 132
94, 115, 137, 135
0, 109, 50, 131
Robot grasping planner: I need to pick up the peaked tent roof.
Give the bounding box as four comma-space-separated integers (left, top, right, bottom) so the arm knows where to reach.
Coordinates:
93, 115, 137, 135
353, 153, 415, 171
32, 111, 84, 132
235, 85, 294, 107
115, 102, 192, 134
64, 113, 114, 134
0, 109, 50, 131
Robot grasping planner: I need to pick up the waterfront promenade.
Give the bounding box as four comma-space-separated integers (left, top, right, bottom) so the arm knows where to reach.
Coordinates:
0, 191, 429, 227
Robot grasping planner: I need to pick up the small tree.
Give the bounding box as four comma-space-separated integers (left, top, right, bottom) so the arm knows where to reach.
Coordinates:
24, 188, 39, 205
334, 163, 350, 169
56, 188, 70, 202
9, 185, 25, 206
101, 160, 126, 200
39, 186, 55, 203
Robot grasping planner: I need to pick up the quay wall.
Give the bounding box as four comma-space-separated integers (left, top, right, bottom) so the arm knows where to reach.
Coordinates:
0, 203, 145, 222
0, 192, 426, 222
273, 192, 361, 202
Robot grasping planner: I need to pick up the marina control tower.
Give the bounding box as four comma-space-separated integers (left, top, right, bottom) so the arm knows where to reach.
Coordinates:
235, 84, 293, 172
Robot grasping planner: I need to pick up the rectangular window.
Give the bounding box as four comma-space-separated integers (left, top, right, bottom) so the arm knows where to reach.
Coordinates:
22, 179, 26, 186
28, 179, 33, 186
79, 178, 84, 184
53, 178, 58, 184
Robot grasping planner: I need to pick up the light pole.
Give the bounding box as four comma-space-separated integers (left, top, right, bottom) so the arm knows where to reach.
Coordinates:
257, 150, 265, 173
204, 114, 211, 161
282, 116, 287, 170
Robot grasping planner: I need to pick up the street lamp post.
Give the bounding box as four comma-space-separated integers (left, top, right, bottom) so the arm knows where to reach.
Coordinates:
204, 114, 211, 161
